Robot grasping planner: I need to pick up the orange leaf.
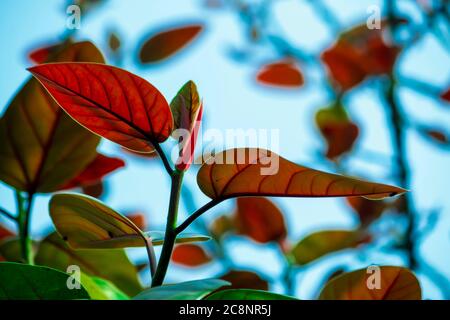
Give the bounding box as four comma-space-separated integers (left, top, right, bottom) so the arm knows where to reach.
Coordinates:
220, 270, 268, 290
319, 266, 421, 300
59, 153, 125, 190
197, 148, 406, 200
125, 212, 147, 230
139, 24, 203, 63
29, 63, 174, 153
234, 197, 286, 243
172, 244, 212, 267
256, 61, 304, 88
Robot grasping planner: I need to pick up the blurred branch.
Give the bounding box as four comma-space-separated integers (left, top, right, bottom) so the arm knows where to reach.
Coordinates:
306, 0, 341, 34
0, 207, 16, 222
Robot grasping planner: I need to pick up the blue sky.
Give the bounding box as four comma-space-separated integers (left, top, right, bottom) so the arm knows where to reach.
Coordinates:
0, 0, 449, 299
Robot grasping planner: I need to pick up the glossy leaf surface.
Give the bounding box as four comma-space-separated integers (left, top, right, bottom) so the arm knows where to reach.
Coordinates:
81, 273, 129, 300
319, 266, 421, 300
197, 148, 406, 200
134, 279, 229, 300
29, 62, 173, 153
0, 262, 89, 300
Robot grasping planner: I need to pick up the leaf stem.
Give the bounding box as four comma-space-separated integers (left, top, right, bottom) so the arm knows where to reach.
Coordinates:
152, 140, 174, 176
144, 236, 157, 277
175, 199, 223, 235
16, 191, 35, 265
151, 170, 184, 287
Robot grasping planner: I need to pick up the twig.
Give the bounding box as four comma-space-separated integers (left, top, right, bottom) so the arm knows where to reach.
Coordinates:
0, 207, 16, 222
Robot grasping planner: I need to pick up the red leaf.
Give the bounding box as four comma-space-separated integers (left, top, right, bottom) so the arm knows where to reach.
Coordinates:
346, 197, 387, 228
256, 61, 304, 88
220, 270, 268, 290
139, 24, 203, 63
0, 224, 15, 242
172, 244, 212, 267
60, 154, 125, 190
440, 88, 450, 102
29, 44, 61, 64
126, 212, 147, 230
28, 63, 174, 153
81, 181, 104, 198
176, 102, 203, 171
235, 197, 287, 244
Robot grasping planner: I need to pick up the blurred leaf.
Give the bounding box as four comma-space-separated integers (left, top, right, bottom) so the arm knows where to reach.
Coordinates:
315, 104, 359, 160
234, 197, 287, 243
419, 128, 450, 147
172, 244, 212, 267
197, 148, 406, 201
35, 232, 143, 296
0, 224, 15, 241
319, 266, 421, 300
0, 41, 104, 193
80, 273, 129, 300
82, 181, 104, 198
291, 230, 370, 265
346, 197, 387, 228
220, 270, 268, 291
440, 88, 450, 102
139, 24, 203, 63
0, 262, 90, 300
322, 23, 399, 90
28, 43, 62, 64
209, 214, 234, 239
108, 32, 121, 52
28, 63, 173, 153
125, 212, 147, 230
206, 289, 297, 300
256, 61, 304, 88
134, 279, 229, 300
0, 237, 38, 262
59, 153, 125, 190
50, 193, 209, 249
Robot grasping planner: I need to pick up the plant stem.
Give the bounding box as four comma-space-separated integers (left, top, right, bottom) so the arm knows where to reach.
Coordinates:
144, 236, 157, 278
152, 140, 173, 176
175, 199, 223, 234
151, 170, 184, 287
16, 191, 35, 265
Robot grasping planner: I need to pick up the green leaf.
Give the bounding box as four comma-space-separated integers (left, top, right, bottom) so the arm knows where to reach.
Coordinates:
206, 289, 297, 300
291, 230, 368, 265
133, 279, 230, 300
80, 273, 129, 300
0, 262, 89, 300
35, 232, 142, 297
49, 193, 210, 249
170, 80, 201, 133
0, 237, 37, 262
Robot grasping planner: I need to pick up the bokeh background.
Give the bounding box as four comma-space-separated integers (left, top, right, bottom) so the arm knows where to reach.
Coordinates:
0, 0, 449, 299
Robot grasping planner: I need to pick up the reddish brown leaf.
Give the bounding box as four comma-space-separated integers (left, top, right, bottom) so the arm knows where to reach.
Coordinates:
172, 244, 212, 267
220, 270, 268, 291
82, 181, 104, 198
139, 24, 203, 63
256, 61, 304, 88
319, 266, 421, 300
315, 105, 359, 159
0, 224, 15, 242
234, 197, 286, 243
125, 212, 147, 230
29, 44, 61, 64
29, 63, 174, 153
0, 42, 103, 193
197, 148, 406, 201
424, 129, 448, 144
440, 88, 450, 102
346, 197, 387, 228
59, 154, 125, 190
209, 215, 234, 240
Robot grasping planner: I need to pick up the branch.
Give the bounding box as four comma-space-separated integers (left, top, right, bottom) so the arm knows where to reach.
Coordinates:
0, 207, 16, 222
151, 140, 174, 176
175, 199, 223, 235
